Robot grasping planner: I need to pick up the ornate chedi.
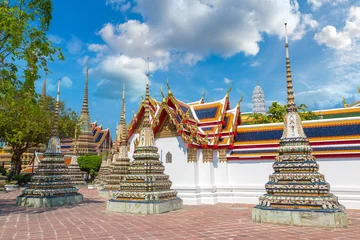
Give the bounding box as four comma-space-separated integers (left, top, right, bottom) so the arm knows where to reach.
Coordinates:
100, 84, 130, 196
252, 81, 266, 115
72, 62, 97, 155
67, 128, 86, 186
16, 79, 83, 207
95, 153, 109, 185
107, 68, 183, 214
252, 24, 347, 228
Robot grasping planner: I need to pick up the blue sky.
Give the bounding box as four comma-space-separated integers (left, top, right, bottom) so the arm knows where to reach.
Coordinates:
36, 0, 360, 137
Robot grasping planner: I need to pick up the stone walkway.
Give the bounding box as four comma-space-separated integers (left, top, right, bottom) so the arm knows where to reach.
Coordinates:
0, 189, 359, 240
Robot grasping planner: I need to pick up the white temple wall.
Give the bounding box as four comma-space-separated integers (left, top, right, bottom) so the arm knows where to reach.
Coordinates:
316, 158, 360, 209
128, 133, 360, 209
155, 137, 202, 204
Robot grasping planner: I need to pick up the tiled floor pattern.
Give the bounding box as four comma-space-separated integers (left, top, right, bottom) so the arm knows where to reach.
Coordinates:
0, 189, 359, 239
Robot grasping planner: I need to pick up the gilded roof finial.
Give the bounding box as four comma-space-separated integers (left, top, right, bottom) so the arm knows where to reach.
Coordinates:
201, 91, 206, 103
41, 73, 47, 97
166, 78, 172, 94
342, 96, 347, 108
160, 85, 165, 102
237, 94, 244, 110
358, 86, 360, 94
226, 83, 232, 97
284, 23, 297, 112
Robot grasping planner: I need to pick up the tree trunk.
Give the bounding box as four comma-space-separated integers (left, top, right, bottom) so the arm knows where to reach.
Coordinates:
10, 150, 23, 177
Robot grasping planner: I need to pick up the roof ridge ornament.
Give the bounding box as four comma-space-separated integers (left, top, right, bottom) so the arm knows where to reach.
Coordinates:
201, 91, 206, 103
226, 83, 232, 97
166, 78, 172, 94
160, 85, 166, 103
237, 94, 244, 110
342, 96, 347, 108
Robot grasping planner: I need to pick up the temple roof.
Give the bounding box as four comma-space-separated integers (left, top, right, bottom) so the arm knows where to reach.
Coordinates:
128, 84, 242, 148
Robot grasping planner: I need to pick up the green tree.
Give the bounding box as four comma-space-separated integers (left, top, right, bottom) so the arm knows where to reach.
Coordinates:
39, 96, 79, 139
78, 155, 102, 182
247, 102, 315, 124
0, 93, 50, 176
0, 0, 63, 86
0, 0, 64, 176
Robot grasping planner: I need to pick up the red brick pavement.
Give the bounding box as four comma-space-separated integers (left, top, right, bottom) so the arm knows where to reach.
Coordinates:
0, 189, 359, 240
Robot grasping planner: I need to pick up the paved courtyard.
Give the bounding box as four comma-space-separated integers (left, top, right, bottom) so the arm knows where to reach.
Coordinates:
0, 189, 359, 240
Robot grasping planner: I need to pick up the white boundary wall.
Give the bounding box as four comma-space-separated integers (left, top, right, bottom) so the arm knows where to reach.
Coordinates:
128, 135, 360, 209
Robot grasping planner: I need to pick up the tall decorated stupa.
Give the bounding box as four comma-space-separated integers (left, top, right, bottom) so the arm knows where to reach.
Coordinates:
107, 65, 183, 214
95, 149, 110, 186
252, 24, 347, 228
67, 127, 86, 186
72, 62, 97, 155
100, 84, 130, 196
252, 82, 266, 115
16, 79, 83, 207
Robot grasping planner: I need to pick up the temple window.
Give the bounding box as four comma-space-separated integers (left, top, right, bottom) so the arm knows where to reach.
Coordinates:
166, 152, 172, 163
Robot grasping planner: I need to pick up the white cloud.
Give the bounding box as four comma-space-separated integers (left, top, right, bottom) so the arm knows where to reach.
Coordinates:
48, 34, 64, 44
307, 0, 347, 11
106, 0, 131, 12
46, 77, 73, 93
89, 0, 319, 101
61, 76, 73, 88
88, 44, 108, 53
214, 87, 225, 91
250, 61, 261, 67
295, 43, 360, 109
314, 26, 351, 49
67, 36, 83, 54
90, 55, 156, 101
314, 6, 360, 49
224, 78, 231, 84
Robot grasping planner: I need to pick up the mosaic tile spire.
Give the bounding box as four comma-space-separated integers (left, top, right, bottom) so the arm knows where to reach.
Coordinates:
252, 81, 266, 115
68, 127, 86, 185
111, 60, 179, 202
75, 61, 97, 155
253, 24, 346, 225
103, 83, 130, 190
115, 83, 127, 149
17, 79, 83, 207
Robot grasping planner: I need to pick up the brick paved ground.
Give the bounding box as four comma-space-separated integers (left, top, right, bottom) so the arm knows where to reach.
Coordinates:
0, 189, 359, 240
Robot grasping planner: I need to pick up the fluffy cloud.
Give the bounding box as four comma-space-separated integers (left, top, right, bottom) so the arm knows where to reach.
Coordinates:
314, 26, 351, 49
224, 78, 231, 84
90, 55, 156, 101
295, 41, 360, 109
67, 36, 83, 54
90, 0, 318, 100
46, 77, 73, 93
48, 34, 64, 44
307, 0, 347, 11
314, 6, 360, 49
106, 0, 131, 12
250, 61, 261, 67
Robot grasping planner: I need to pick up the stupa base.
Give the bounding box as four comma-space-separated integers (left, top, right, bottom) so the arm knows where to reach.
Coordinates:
16, 194, 83, 208
252, 206, 347, 228
106, 197, 183, 215
98, 189, 110, 197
